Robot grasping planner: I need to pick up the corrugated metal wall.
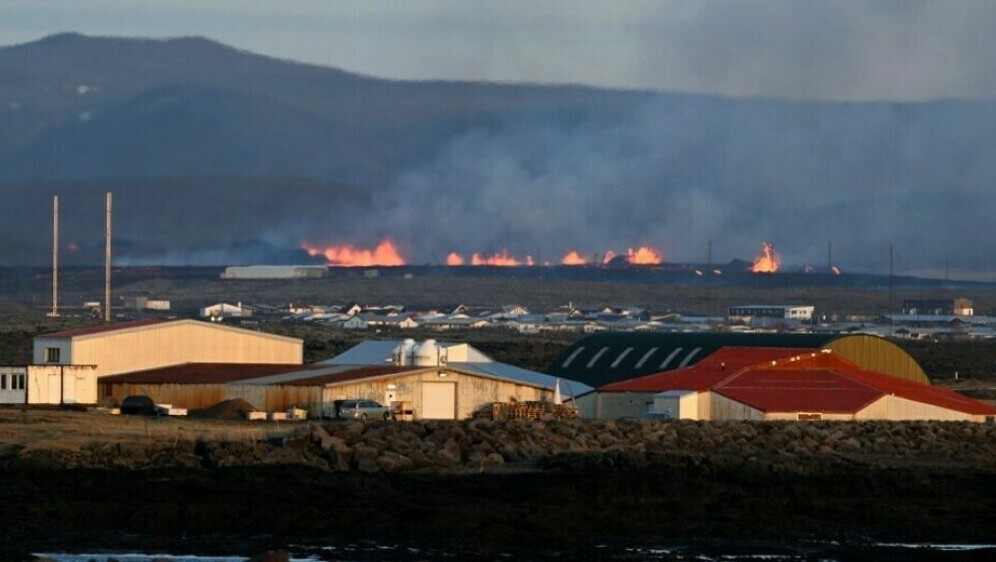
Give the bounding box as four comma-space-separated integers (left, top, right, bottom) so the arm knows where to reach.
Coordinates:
708, 393, 765, 421
323, 370, 549, 420
829, 334, 929, 384
103, 382, 323, 414
27, 365, 98, 405
65, 321, 302, 379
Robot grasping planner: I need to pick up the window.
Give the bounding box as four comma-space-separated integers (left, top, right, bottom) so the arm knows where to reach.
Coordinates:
0, 374, 6, 390
610, 347, 634, 368
13, 374, 24, 391
45, 347, 61, 363
560, 346, 585, 369
586, 347, 610, 369
634, 347, 659, 369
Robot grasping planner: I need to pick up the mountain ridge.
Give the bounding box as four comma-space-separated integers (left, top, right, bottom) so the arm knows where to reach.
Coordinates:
2, 33, 996, 274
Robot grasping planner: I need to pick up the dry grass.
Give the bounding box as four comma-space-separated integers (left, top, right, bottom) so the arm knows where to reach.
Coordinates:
0, 408, 282, 451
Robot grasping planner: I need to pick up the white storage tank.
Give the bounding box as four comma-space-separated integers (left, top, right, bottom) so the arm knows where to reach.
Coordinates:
413, 339, 443, 366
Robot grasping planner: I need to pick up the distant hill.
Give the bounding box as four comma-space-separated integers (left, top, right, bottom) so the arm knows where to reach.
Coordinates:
0, 33, 638, 184
2, 33, 996, 276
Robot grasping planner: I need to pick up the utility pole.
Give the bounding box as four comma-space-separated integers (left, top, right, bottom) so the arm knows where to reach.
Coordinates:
49, 195, 59, 318
104, 192, 112, 322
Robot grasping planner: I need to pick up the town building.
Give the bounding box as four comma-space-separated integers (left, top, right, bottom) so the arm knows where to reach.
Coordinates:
727, 305, 815, 327
220, 265, 327, 280
902, 298, 974, 316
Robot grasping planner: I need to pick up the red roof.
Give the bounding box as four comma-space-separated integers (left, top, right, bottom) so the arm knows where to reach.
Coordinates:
714, 368, 882, 413
837, 366, 996, 416
99, 363, 311, 384
99, 362, 423, 387
41, 318, 172, 338
603, 346, 996, 417
601, 347, 817, 392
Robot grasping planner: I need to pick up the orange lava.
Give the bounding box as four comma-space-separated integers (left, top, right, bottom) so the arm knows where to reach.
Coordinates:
626, 246, 663, 265
750, 242, 781, 273
471, 250, 532, 266
561, 251, 588, 265
304, 239, 406, 267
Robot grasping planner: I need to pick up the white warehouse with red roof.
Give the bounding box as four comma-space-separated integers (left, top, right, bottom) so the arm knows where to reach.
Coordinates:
547, 333, 996, 422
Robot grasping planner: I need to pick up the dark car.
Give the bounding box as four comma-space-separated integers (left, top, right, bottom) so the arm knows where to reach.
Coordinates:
120, 395, 157, 416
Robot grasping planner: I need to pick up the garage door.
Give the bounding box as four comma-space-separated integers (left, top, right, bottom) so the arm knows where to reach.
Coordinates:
421, 382, 456, 419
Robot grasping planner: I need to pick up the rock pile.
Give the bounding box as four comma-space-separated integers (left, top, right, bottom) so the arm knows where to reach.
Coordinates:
7, 418, 996, 475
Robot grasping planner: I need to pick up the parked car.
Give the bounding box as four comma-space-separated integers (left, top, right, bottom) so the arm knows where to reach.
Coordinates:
120, 395, 157, 416
333, 399, 392, 421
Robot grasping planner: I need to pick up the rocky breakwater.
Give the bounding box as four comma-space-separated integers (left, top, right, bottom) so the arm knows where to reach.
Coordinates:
4, 417, 996, 553
5, 417, 996, 474
286, 417, 996, 475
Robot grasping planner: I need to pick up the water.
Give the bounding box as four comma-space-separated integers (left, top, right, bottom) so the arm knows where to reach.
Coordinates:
33, 541, 996, 561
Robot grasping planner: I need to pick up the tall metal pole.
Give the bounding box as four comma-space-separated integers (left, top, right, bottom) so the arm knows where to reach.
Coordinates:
889, 243, 894, 311
104, 192, 112, 322
50, 195, 59, 317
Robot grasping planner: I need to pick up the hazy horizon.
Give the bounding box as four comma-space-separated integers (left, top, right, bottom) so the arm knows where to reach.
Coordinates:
5, 2, 996, 102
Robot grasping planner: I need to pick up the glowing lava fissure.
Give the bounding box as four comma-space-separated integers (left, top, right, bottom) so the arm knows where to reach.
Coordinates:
304, 240, 406, 267
304, 240, 666, 268
749, 242, 781, 273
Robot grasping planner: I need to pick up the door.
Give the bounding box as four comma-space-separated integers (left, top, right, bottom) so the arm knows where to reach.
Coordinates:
421, 382, 456, 419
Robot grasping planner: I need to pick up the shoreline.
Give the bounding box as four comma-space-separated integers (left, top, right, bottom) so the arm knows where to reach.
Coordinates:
2, 410, 995, 556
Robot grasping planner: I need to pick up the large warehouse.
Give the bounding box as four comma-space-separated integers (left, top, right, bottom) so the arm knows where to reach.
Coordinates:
99, 339, 593, 419
547, 332, 929, 388
0, 319, 304, 406
33, 318, 303, 379
547, 332, 992, 421
594, 347, 996, 422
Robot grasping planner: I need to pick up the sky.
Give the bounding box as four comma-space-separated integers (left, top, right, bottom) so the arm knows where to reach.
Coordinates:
4, 0, 996, 101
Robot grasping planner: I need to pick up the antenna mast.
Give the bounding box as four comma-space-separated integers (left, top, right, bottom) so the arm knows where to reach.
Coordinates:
49, 195, 59, 317
104, 192, 112, 322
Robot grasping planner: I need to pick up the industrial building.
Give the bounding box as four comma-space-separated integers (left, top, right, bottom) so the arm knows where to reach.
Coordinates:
548, 332, 994, 422
596, 347, 996, 422
33, 318, 302, 380
98, 339, 592, 419
220, 265, 327, 280
902, 298, 974, 316
1, 319, 305, 407
548, 332, 929, 388
727, 305, 815, 326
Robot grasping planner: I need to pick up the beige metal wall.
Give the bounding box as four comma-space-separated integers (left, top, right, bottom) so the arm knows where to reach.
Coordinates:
857, 394, 980, 421
104, 382, 229, 410
322, 369, 550, 420
27, 365, 98, 405
36, 321, 302, 379
828, 335, 929, 384
708, 393, 765, 421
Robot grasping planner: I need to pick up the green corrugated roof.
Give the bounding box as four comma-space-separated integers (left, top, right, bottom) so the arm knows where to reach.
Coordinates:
546, 332, 838, 387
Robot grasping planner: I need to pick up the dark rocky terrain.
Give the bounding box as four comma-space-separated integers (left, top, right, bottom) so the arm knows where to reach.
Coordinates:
2, 409, 995, 559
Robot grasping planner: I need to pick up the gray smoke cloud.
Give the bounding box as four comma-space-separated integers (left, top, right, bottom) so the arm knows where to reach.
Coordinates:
362, 95, 996, 276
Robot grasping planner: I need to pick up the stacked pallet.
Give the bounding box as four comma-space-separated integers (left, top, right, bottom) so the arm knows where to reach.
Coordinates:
486, 401, 579, 421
